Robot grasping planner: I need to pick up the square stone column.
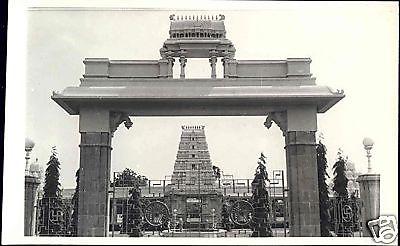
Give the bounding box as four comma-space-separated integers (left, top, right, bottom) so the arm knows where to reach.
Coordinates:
24, 175, 41, 236
357, 174, 380, 237
78, 132, 112, 236
266, 107, 321, 236
285, 131, 321, 236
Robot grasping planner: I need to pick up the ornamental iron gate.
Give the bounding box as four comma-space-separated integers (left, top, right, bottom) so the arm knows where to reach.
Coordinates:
329, 197, 363, 237
110, 170, 288, 237
35, 197, 75, 236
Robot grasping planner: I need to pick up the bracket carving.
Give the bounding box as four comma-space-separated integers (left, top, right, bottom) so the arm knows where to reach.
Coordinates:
264, 111, 287, 136
110, 111, 133, 136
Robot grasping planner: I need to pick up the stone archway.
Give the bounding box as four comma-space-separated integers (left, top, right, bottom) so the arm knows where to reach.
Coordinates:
52, 14, 344, 237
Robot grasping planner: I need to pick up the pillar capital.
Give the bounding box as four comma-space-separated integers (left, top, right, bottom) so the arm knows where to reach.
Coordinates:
209, 49, 218, 57
167, 56, 175, 63
179, 56, 187, 65
221, 50, 234, 60
209, 56, 218, 63
178, 49, 187, 57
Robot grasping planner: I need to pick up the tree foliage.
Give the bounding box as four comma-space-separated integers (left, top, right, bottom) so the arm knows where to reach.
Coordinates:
332, 151, 349, 198
124, 187, 143, 237
221, 202, 231, 231
116, 168, 147, 236
316, 140, 331, 237
212, 165, 221, 180
43, 150, 62, 198
332, 150, 353, 237
112, 168, 148, 187
39, 148, 66, 236
250, 153, 273, 237
70, 168, 80, 236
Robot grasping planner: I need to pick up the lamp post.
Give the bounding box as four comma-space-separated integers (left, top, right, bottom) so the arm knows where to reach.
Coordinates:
24, 137, 40, 236
358, 137, 380, 237
25, 138, 35, 175
362, 137, 374, 173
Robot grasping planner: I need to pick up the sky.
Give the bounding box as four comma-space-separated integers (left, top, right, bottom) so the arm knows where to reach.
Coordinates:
21, 2, 398, 211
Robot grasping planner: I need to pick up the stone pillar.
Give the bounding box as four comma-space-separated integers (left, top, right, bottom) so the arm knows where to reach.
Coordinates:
222, 57, 228, 78
78, 108, 132, 237
24, 175, 40, 236
357, 174, 380, 237
265, 107, 320, 236
179, 56, 187, 79
284, 131, 321, 236
167, 56, 175, 78
78, 132, 112, 237
209, 56, 217, 79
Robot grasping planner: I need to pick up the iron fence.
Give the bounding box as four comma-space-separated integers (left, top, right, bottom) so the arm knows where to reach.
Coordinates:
110, 170, 288, 237
35, 197, 75, 236
329, 197, 363, 237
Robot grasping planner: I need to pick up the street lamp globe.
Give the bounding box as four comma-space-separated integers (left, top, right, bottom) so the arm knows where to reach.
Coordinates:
25, 138, 35, 152
362, 137, 374, 150
25, 138, 35, 173
362, 137, 374, 173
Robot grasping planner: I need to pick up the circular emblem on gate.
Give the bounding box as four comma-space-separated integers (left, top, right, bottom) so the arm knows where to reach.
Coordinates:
144, 201, 170, 227
229, 200, 254, 226
342, 204, 353, 222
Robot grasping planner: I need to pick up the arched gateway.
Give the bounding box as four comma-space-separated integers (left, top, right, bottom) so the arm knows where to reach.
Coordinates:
52, 14, 344, 237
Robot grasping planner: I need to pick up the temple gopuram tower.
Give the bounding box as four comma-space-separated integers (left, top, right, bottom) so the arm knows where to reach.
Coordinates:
170, 125, 217, 191
166, 126, 222, 229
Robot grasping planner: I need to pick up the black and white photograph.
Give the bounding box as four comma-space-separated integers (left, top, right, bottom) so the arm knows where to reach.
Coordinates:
2, 1, 399, 245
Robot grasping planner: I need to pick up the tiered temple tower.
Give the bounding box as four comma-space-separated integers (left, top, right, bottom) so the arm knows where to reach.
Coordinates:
166, 126, 222, 229
170, 125, 217, 193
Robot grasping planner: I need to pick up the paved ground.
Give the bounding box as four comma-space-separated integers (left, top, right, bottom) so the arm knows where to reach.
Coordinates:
109, 228, 290, 237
